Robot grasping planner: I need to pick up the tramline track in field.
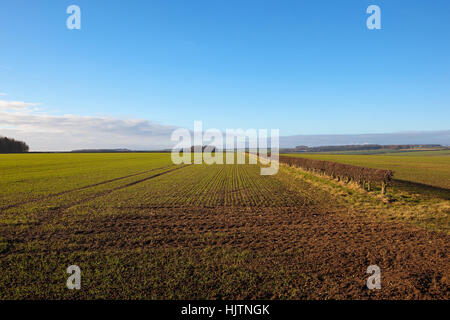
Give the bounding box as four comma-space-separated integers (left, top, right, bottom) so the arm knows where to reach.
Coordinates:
54, 164, 192, 213
0, 165, 176, 211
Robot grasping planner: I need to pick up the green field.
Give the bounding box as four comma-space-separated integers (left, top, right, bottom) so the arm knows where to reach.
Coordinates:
0, 153, 174, 208
0, 153, 449, 299
283, 150, 450, 190
0, 153, 330, 299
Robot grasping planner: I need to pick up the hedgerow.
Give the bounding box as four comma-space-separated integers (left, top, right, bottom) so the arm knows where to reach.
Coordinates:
278, 155, 393, 194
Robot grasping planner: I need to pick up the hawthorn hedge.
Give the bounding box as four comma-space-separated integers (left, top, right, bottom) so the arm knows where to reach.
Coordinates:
278, 155, 393, 194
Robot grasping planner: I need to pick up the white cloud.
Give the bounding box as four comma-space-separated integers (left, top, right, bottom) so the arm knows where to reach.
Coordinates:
0, 99, 40, 110
0, 100, 179, 151
0, 93, 7, 96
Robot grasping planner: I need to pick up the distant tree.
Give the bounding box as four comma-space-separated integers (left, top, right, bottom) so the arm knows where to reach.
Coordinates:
295, 145, 309, 151
0, 137, 30, 153
292, 144, 443, 153
190, 145, 216, 153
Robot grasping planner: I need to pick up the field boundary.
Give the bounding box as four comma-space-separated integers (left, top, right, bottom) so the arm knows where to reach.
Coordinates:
278, 155, 393, 194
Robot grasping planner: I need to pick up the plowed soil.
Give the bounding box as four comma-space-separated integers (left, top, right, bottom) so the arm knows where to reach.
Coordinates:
0, 160, 448, 299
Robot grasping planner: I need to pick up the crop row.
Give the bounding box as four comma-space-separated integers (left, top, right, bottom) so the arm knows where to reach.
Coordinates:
78, 163, 310, 209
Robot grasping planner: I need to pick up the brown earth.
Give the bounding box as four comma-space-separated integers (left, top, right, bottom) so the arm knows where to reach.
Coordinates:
0, 164, 449, 299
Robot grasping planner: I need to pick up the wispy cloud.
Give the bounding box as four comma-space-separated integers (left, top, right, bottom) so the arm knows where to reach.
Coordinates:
0, 99, 40, 110
1, 98, 449, 151
0, 93, 7, 96
0, 99, 179, 151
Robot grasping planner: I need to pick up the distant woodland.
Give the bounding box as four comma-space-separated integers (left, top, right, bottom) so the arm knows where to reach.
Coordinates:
289, 144, 443, 153
0, 137, 29, 153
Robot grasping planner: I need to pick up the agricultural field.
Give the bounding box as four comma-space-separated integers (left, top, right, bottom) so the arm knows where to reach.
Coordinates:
0, 153, 449, 299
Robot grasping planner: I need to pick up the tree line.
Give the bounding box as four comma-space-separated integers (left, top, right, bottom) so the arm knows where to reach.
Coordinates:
278, 155, 393, 194
293, 144, 442, 152
0, 137, 29, 153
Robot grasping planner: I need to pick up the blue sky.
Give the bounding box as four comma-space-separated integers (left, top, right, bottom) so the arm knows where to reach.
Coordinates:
0, 1, 449, 150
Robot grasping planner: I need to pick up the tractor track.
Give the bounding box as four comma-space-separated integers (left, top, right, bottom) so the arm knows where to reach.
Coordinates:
0, 165, 175, 211
40, 164, 192, 221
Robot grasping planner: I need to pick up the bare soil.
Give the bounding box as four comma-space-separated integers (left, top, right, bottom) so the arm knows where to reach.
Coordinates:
1, 164, 448, 299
